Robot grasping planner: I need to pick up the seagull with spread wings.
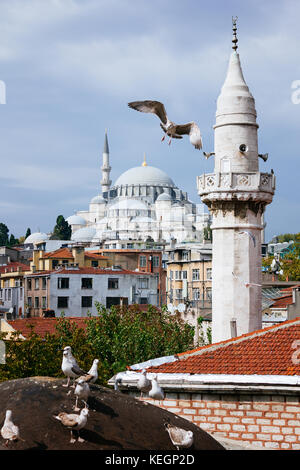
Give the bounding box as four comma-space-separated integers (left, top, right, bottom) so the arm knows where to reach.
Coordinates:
128, 100, 202, 149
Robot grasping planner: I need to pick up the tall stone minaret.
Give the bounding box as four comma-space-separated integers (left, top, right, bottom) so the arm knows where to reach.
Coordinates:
101, 129, 112, 194
197, 18, 275, 343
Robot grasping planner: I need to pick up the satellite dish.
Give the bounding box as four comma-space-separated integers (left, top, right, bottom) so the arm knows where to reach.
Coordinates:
167, 303, 176, 314
177, 303, 186, 313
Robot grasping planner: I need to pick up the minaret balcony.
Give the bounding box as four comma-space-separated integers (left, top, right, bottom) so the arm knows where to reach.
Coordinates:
197, 171, 275, 203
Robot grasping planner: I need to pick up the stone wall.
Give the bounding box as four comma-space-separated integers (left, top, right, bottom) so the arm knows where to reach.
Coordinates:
131, 391, 300, 450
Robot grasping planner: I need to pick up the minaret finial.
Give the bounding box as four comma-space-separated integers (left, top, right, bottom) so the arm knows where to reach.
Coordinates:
232, 16, 238, 51
142, 152, 147, 167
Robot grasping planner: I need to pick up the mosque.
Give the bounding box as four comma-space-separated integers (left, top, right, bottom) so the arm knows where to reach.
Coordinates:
65, 132, 210, 246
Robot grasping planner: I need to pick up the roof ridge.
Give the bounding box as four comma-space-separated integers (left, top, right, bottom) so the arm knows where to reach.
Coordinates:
178, 317, 300, 360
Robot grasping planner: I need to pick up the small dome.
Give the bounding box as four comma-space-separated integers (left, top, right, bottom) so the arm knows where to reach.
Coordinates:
71, 226, 96, 242
66, 215, 87, 226
90, 195, 106, 204
25, 232, 49, 244
156, 192, 172, 202
114, 166, 176, 188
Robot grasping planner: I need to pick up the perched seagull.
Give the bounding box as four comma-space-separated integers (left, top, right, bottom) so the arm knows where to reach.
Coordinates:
128, 100, 202, 149
238, 230, 256, 247
76, 359, 99, 385
137, 369, 151, 398
149, 374, 164, 405
1, 410, 20, 446
61, 346, 87, 388
114, 376, 123, 392
74, 379, 90, 411
165, 423, 194, 450
54, 408, 89, 444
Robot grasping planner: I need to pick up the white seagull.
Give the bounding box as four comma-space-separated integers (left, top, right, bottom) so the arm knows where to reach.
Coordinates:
61, 346, 87, 388
149, 374, 164, 404
54, 408, 89, 444
74, 379, 90, 411
128, 100, 203, 149
76, 358, 99, 385
137, 369, 151, 398
165, 423, 194, 450
1, 410, 20, 446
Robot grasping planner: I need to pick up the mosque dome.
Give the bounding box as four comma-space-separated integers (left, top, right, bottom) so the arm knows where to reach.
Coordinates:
90, 195, 106, 204
114, 165, 176, 188
71, 226, 96, 242
66, 215, 87, 226
25, 232, 49, 244
156, 192, 172, 202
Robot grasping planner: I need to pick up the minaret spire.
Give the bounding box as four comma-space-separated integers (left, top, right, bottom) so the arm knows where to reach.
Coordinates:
232, 16, 238, 51
101, 129, 112, 195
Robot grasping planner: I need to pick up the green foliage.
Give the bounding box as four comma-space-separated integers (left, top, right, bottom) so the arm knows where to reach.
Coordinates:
25, 228, 31, 239
0, 223, 9, 246
0, 304, 195, 385
9, 233, 19, 247
276, 233, 300, 243
50, 215, 71, 240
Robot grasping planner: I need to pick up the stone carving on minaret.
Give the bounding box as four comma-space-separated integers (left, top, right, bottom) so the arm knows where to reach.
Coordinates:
101, 129, 112, 194
197, 18, 275, 343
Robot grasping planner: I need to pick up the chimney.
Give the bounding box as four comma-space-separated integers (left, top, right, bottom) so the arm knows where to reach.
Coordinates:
71, 246, 85, 267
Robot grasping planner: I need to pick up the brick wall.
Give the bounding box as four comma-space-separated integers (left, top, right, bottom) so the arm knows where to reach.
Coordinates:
132, 391, 300, 450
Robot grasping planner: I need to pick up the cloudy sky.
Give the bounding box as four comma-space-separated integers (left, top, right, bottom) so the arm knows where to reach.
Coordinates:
0, 0, 299, 242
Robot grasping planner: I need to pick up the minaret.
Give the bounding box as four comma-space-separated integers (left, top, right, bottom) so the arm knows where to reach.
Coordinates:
197, 18, 275, 342
101, 129, 112, 194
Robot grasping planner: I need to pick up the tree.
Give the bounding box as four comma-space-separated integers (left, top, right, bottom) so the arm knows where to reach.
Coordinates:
50, 215, 71, 240
0, 223, 9, 246
8, 234, 19, 247
25, 228, 31, 239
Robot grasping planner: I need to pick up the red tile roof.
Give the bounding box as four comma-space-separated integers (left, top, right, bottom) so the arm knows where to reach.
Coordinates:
50, 267, 155, 275
6, 317, 88, 338
0, 262, 31, 274
272, 295, 293, 309
42, 248, 73, 259
145, 317, 300, 376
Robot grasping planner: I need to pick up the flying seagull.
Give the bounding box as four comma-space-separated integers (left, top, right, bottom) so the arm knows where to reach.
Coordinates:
54, 408, 89, 444
128, 100, 202, 149
61, 346, 87, 388
1, 410, 20, 446
137, 369, 151, 398
165, 423, 194, 450
238, 230, 256, 247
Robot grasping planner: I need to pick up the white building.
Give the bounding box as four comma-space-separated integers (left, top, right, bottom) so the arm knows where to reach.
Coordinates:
197, 19, 275, 342
66, 136, 210, 246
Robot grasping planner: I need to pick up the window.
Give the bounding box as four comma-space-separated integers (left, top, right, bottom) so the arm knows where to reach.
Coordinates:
152, 256, 160, 267
206, 268, 212, 280
108, 278, 119, 289
57, 297, 68, 308
27, 297, 32, 307
206, 287, 212, 300
34, 297, 39, 308
175, 289, 183, 299
181, 250, 190, 261
7, 289, 11, 301
34, 278, 39, 290
81, 296, 93, 308
138, 278, 149, 289
42, 296, 47, 308
42, 278, 47, 290
140, 297, 148, 304
221, 157, 231, 173
192, 269, 200, 281
170, 271, 173, 280
175, 271, 181, 280
182, 271, 187, 280
58, 278, 69, 289
27, 278, 32, 290
62, 260, 69, 265
20, 288, 23, 300
193, 288, 201, 300
139, 256, 147, 268
52, 260, 59, 268
81, 278, 93, 289
91, 260, 98, 267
